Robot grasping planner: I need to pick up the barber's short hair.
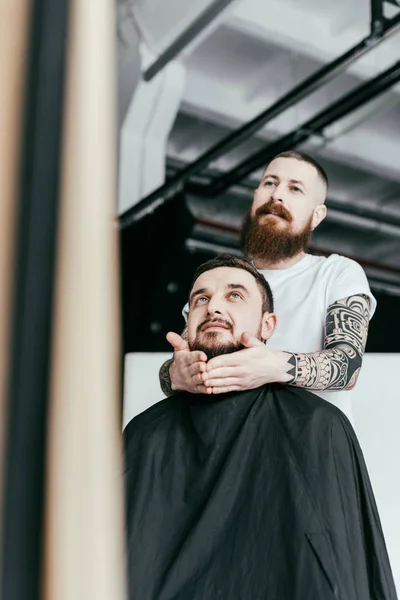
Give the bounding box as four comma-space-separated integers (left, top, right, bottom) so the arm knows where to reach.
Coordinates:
268, 150, 328, 189
190, 254, 274, 313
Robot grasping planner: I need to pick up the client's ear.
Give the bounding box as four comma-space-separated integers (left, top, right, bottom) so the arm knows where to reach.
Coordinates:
261, 312, 277, 342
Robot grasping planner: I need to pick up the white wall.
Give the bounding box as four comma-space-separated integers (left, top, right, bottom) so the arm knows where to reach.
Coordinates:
352, 354, 400, 591
123, 353, 169, 429
123, 352, 400, 591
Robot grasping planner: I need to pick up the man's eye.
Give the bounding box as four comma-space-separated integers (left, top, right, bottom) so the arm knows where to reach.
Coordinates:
196, 296, 208, 304
264, 180, 274, 187
291, 186, 302, 193
229, 292, 241, 300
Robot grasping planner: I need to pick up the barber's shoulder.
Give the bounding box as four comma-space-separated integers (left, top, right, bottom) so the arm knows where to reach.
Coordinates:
321, 253, 366, 277
321, 253, 375, 313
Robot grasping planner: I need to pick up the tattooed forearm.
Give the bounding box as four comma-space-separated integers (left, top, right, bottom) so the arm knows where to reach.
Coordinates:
286, 347, 359, 390
159, 358, 175, 396
285, 294, 370, 391
159, 326, 189, 396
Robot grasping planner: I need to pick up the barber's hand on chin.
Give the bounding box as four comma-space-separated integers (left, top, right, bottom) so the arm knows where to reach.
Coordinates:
202, 332, 285, 394
166, 332, 210, 394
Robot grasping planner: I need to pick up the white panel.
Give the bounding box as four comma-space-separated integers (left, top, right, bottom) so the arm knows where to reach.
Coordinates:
352, 354, 400, 593
118, 56, 185, 215
123, 352, 169, 429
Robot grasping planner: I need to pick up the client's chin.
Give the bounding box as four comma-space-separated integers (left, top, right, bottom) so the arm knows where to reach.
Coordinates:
190, 338, 244, 360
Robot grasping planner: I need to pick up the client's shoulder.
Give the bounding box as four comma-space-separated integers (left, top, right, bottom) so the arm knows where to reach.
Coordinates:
267, 383, 353, 432
123, 394, 188, 441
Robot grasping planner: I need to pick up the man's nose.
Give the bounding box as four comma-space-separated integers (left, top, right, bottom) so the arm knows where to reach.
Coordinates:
271, 184, 283, 203
207, 298, 223, 316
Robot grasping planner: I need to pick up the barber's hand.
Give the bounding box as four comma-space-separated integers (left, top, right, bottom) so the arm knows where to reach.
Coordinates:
202, 332, 288, 394
166, 332, 210, 394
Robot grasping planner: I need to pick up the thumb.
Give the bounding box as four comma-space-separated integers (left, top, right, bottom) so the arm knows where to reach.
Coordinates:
166, 331, 189, 352
240, 331, 265, 349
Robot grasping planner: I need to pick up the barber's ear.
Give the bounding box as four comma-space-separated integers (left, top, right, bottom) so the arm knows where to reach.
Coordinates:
261, 312, 277, 342
312, 204, 327, 231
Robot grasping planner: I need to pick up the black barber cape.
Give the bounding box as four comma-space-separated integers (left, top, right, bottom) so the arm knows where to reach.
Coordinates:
124, 384, 397, 600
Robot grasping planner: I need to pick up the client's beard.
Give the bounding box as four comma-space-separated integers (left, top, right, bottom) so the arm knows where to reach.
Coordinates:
190, 333, 245, 360
189, 318, 262, 359
241, 200, 313, 263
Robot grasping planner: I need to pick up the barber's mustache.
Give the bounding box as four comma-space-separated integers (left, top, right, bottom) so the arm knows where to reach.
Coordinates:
197, 317, 233, 334
255, 200, 292, 222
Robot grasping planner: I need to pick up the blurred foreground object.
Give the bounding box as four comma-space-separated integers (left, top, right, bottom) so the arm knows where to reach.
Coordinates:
43, 1, 127, 599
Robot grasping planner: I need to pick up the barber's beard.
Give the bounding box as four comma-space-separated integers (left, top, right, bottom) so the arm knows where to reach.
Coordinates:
241, 201, 313, 263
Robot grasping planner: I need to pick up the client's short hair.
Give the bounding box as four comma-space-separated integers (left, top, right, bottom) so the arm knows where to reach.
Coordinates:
190, 254, 274, 313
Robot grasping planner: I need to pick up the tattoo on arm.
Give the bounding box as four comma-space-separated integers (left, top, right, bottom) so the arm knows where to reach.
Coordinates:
159, 358, 175, 397
285, 294, 370, 391
159, 326, 188, 396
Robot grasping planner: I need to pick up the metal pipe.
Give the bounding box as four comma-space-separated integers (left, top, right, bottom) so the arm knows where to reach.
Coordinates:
193, 217, 400, 277
186, 234, 400, 295
171, 162, 400, 229
371, 0, 385, 37
326, 198, 400, 228
323, 207, 400, 239
119, 12, 400, 229
143, 0, 237, 82
204, 60, 400, 196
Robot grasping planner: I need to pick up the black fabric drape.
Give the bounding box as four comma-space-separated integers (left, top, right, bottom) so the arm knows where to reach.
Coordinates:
125, 385, 397, 600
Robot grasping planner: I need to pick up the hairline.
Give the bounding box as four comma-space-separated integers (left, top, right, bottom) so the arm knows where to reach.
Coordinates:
189, 256, 274, 314
263, 152, 328, 193
190, 273, 256, 307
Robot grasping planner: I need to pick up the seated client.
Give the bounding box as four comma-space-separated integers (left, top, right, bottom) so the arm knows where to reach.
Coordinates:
124, 254, 396, 600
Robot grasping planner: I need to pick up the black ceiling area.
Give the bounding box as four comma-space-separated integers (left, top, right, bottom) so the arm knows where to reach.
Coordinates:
119, 0, 400, 353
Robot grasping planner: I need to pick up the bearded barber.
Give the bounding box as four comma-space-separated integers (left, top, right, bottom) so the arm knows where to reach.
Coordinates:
159, 150, 376, 423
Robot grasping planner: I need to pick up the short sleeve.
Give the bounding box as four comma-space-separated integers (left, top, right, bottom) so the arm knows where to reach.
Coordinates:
326, 256, 376, 319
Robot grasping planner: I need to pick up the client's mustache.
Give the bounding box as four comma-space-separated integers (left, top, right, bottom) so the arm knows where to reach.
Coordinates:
197, 317, 233, 334
255, 200, 292, 222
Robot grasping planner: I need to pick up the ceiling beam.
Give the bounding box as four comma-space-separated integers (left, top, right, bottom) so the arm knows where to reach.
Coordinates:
143, 0, 238, 81
119, 12, 400, 229
202, 60, 400, 196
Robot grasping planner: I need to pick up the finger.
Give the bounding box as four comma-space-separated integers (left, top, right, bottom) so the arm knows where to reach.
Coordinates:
189, 363, 206, 381
184, 359, 207, 378
206, 355, 239, 371
195, 384, 208, 394
241, 331, 265, 348
212, 385, 241, 394
192, 371, 206, 386
189, 361, 207, 377
177, 352, 207, 369
166, 331, 189, 352
201, 366, 237, 380
203, 377, 240, 388
187, 353, 208, 368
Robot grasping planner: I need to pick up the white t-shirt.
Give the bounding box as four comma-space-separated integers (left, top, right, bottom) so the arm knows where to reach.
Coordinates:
183, 254, 376, 423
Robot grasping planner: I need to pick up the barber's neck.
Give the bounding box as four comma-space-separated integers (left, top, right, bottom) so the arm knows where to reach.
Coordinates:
253, 250, 306, 271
